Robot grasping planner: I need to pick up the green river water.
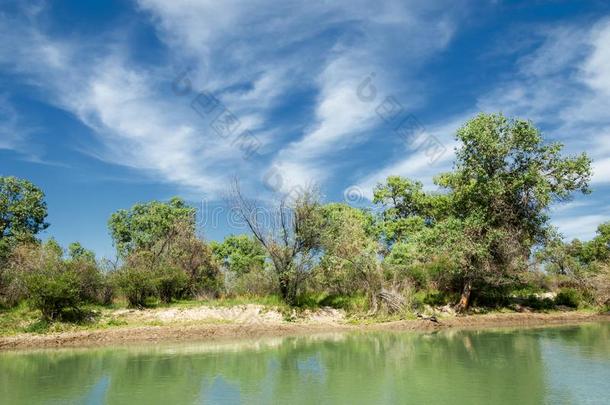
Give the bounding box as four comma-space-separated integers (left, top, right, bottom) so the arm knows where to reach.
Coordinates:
1, 322, 609, 404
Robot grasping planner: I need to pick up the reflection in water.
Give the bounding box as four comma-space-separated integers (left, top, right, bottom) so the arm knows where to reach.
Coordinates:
0, 323, 609, 404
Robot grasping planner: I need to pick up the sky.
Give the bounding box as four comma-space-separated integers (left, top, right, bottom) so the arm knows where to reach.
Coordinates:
1, 0, 609, 259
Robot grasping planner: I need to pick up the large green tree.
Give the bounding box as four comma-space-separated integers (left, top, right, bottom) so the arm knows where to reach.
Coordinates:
0, 176, 49, 263
374, 113, 592, 310
108, 197, 195, 257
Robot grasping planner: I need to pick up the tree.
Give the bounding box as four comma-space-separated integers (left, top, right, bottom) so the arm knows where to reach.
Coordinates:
373, 177, 443, 245
580, 222, 610, 264
316, 203, 380, 297
68, 242, 96, 263
536, 222, 610, 306
231, 181, 322, 304
374, 113, 592, 311
210, 235, 266, 275
442, 114, 590, 310
0, 177, 49, 263
152, 219, 221, 298
109, 197, 221, 304
108, 197, 195, 257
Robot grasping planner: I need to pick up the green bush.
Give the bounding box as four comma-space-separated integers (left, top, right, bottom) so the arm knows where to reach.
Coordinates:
423, 290, 453, 306
97, 274, 115, 306
224, 267, 278, 297
113, 266, 157, 307
67, 260, 104, 303
524, 295, 555, 310
473, 289, 511, 308
555, 288, 583, 308
156, 266, 188, 303
25, 267, 82, 320
404, 264, 428, 289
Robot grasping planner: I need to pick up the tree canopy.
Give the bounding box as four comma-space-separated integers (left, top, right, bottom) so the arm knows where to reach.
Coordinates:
108, 197, 195, 257
0, 176, 49, 263
374, 113, 592, 310
210, 234, 266, 275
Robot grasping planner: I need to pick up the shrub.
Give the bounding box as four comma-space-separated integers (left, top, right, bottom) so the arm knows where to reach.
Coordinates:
156, 266, 188, 303
113, 266, 157, 307
473, 289, 511, 308
224, 267, 278, 297
0, 243, 40, 307
67, 259, 104, 303
25, 267, 82, 320
403, 264, 428, 290
524, 295, 555, 310
423, 290, 454, 306
588, 264, 610, 308
555, 288, 583, 308
98, 274, 115, 306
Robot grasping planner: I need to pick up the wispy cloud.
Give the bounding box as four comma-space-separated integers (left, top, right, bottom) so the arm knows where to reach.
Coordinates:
553, 214, 609, 241
354, 114, 464, 198
0, 7, 251, 195
134, 0, 465, 194
351, 16, 610, 239
0, 95, 27, 152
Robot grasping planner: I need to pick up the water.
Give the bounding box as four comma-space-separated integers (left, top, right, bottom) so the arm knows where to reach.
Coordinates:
1, 323, 609, 404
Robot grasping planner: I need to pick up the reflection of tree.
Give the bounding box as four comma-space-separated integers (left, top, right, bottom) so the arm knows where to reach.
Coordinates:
0, 349, 114, 404
0, 327, 557, 404
539, 322, 610, 359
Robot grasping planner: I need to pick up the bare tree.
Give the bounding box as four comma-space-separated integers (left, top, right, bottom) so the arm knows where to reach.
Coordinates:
230, 180, 322, 304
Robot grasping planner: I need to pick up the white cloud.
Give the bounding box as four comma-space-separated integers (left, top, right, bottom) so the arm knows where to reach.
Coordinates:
353, 114, 465, 199
582, 22, 610, 96
0, 9, 256, 195
553, 214, 608, 241
351, 17, 610, 238
0, 95, 26, 151
591, 157, 610, 184
134, 0, 466, 194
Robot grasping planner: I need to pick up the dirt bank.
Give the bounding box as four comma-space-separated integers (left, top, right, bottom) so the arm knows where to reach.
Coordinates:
1, 308, 608, 351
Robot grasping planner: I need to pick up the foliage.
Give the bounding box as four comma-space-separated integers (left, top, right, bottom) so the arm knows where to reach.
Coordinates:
0, 177, 49, 264
156, 220, 221, 298
555, 288, 583, 308
156, 265, 188, 304
589, 264, 610, 308
108, 197, 195, 257
316, 203, 380, 296
373, 177, 440, 244
112, 253, 158, 308
68, 242, 96, 263
210, 234, 266, 275
374, 113, 592, 311
2, 113, 606, 318
1, 239, 106, 318
231, 183, 323, 304
21, 242, 82, 320
107, 197, 222, 303
524, 295, 555, 310
25, 267, 82, 321
223, 266, 278, 297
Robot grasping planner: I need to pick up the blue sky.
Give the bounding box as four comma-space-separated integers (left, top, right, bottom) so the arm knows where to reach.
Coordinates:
1, 0, 609, 259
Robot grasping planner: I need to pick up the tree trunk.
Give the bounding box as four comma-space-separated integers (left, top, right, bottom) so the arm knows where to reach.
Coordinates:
455, 280, 472, 312
278, 272, 290, 303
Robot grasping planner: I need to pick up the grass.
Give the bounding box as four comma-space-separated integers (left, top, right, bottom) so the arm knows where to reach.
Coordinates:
0, 295, 292, 337
1, 292, 607, 337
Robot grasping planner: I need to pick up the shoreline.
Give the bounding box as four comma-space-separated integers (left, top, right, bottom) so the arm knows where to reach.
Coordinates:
1, 311, 608, 352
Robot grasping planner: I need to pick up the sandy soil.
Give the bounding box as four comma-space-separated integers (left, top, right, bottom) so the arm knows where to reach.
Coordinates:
1, 307, 608, 351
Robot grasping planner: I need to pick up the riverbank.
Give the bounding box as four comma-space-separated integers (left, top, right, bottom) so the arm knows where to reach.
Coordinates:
1, 304, 608, 351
